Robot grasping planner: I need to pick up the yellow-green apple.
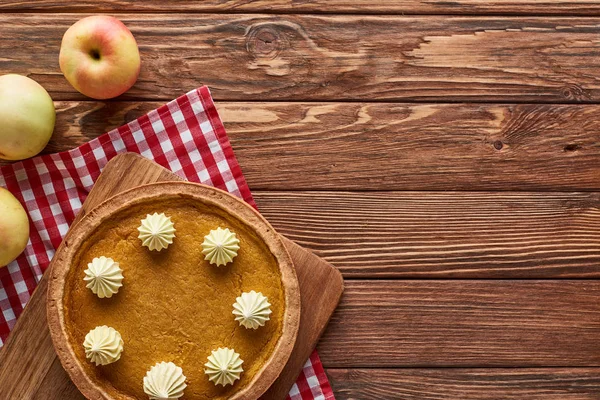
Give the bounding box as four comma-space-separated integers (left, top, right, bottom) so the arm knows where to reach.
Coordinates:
59, 16, 141, 100
0, 74, 56, 161
0, 187, 29, 267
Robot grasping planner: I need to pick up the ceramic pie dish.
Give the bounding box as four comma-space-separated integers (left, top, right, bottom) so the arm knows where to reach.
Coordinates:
47, 182, 301, 400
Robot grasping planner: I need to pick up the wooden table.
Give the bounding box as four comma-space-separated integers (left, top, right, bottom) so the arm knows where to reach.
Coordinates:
2, 1, 600, 398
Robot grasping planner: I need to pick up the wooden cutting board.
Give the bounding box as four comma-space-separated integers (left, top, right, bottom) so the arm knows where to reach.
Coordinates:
0, 153, 344, 400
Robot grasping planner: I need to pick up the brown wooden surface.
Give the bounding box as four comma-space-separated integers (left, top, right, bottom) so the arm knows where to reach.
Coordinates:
4, 15, 600, 103
0, 154, 344, 400
326, 368, 600, 399
3, 1, 600, 15
2, 1, 600, 398
10, 101, 600, 191
5, 1, 600, 15
319, 280, 600, 367
256, 191, 600, 278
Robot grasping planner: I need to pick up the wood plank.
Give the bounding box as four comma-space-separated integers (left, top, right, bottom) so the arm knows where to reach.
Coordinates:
318, 280, 600, 368
326, 368, 600, 399
4, 1, 600, 16
254, 191, 600, 278
4, 15, 600, 102
12, 101, 600, 191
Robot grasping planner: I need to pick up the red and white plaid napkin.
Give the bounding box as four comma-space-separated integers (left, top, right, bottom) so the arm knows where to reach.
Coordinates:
0, 86, 334, 400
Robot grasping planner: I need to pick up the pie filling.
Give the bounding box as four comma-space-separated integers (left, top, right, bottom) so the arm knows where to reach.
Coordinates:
64, 199, 285, 400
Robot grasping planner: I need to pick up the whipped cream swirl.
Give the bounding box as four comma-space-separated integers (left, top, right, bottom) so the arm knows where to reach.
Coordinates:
138, 213, 176, 251
143, 361, 187, 399
84, 256, 124, 298
201, 227, 240, 266
83, 326, 124, 366
232, 290, 272, 329
204, 347, 244, 386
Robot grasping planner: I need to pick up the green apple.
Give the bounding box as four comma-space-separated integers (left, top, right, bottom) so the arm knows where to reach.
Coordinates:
0, 187, 29, 267
59, 16, 141, 100
0, 74, 56, 161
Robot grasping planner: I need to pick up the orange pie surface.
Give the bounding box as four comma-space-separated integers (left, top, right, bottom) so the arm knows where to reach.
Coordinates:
63, 199, 285, 400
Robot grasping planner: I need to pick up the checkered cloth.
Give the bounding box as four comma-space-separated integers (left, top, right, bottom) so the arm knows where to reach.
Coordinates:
0, 86, 334, 400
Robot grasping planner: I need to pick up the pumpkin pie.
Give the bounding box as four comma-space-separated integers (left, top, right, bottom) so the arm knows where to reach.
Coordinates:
47, 182, 301, 400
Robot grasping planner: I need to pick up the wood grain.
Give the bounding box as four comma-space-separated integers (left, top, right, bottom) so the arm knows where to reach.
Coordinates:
32, 359, 85, 400
254, 191, 600, 278
318, 280, 600, 367
0, 153, 344, 400
4, 15, 600, 102
11, 101, 600, 191
4, 0, 600, 15
326, 368, 600, 399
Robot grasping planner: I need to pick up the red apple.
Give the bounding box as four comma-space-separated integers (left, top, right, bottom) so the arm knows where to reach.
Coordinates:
59, 16, 141, 100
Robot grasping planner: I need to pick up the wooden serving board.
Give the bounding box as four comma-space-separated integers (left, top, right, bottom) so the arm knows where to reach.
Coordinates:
0, 153, 344, 400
